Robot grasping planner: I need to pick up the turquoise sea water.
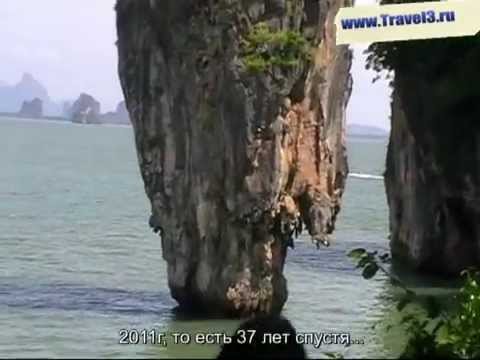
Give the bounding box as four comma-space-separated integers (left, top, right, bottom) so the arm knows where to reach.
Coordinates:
0, 117, 419, 358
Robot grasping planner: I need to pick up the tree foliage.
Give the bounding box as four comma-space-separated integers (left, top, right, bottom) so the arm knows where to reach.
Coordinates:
366, 0, 480, 84
349, 248, 480, 358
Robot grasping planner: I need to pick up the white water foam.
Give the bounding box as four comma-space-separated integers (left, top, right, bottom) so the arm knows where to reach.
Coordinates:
349, 172, 384, 180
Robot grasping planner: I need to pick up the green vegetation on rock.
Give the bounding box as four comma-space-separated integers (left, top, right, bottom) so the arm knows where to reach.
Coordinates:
240, 22, 311, 73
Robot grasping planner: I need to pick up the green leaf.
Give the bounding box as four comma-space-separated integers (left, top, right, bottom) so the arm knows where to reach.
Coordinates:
348, 248, 366, 259
401, 314, 416, 324
362, 263, 379, 280
397, 292, 414, 311
424, 296, 442, 319
356, 255, 371, 269
379, 253, 390, 262
432, 320, 445, 335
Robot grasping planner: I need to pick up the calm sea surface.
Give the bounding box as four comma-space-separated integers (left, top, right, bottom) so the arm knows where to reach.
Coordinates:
0, 118, 437, 358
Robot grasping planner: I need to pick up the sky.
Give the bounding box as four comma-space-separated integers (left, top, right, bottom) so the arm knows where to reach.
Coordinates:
348, 0, 391, 131
0, 0, 390, 129
348, 44, 392, 131
0, 0, 121, 112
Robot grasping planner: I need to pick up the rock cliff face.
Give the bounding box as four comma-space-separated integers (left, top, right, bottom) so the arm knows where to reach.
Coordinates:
18, 98, 43, 118
116, 0, 352, 315
70, 93, 101, 124
385, 37, 480, 275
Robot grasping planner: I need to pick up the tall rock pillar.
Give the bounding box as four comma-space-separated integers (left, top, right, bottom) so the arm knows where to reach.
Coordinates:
116, 0, 352, 315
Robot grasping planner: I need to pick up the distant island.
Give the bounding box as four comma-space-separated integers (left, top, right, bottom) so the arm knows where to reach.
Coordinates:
0, 73, 130, 125
67, 93, 129, 125
347, 123, 389, 138
0, 73, 64, 116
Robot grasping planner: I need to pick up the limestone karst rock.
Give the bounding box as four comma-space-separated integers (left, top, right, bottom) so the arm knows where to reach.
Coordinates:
0, 73, 62, 116
116, 0, 352, 315
115, 100, 129, 121
100, 101, 131, 125
382, 36, 480, 276
62, 101, 72, 118
70, 93, 101, 124
18, 98, 43, 119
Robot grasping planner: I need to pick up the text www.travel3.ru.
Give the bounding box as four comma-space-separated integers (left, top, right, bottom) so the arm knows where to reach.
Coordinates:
340, 10, 456, 30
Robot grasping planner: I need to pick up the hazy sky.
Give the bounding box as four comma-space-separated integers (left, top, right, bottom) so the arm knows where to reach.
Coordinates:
0, 0, 121, 112
348, 0, 391, 131
0, 0, 390, 129
349, 44, 391, 130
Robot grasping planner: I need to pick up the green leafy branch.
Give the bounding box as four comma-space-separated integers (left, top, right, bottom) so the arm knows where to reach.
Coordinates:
348, 248, 480, 358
